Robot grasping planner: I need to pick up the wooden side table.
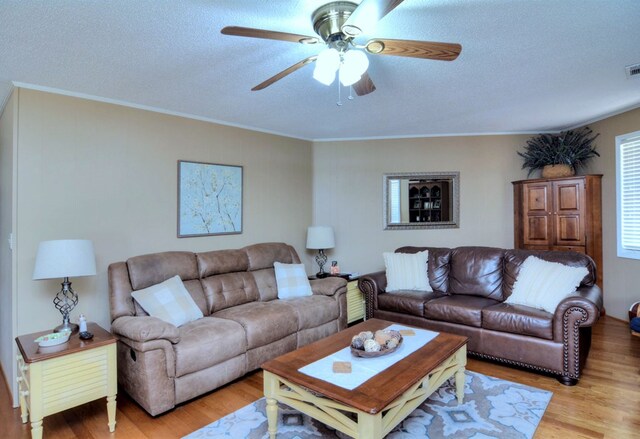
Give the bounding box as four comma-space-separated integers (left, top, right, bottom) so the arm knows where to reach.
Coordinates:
345, 278, 365, 324
15, 322, 117, 439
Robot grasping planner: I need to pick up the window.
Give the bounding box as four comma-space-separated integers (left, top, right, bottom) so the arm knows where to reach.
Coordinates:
617, 130, 640, 259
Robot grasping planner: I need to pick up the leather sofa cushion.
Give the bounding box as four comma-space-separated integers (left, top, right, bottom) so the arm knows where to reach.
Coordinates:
502, 249, 596, 299
482, 303, 553, 340
201, 272, 260, 313
425, 295, 500, 327
174, 317, 246, 377
448, 247, 504, 300
197, 250, 249, 278
378, 290, 445, 317
251, 268, 279, 301
282, 295, 339, 330
127, 251, 199, 290
213, 301, 298, 349
244, 243, 300, 271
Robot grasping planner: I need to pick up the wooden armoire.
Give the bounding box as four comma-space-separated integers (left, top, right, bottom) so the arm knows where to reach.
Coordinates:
512, 175, 603, 289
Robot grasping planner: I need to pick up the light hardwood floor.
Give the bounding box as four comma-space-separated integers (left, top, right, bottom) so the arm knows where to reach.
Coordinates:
2, 316, 639, 438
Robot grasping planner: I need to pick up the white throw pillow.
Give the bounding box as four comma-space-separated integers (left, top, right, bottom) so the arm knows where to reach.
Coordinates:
383, 251, 432, 292
505, 255, 589, 313
131, 275, 203, 327
274, 262, 313, 299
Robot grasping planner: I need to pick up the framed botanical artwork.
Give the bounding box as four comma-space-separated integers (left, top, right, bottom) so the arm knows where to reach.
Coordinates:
177, 160, 243, 237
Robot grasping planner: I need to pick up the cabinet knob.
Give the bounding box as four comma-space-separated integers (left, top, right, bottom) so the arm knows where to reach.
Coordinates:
20, 390, 29, 397
16, 377, 22, 383
20, 364, 29, 372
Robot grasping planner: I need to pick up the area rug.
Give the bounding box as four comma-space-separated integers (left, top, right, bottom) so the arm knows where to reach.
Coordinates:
184, 371, 552, 439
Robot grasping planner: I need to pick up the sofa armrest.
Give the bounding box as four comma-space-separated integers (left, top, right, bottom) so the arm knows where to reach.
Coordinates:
554, 284, 603, 330
310, 277, 347, 296
358, 271, 387, 319
111, 315, 181, 344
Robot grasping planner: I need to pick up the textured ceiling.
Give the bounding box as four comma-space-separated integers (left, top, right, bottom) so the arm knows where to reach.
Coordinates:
1, 0, 639, 141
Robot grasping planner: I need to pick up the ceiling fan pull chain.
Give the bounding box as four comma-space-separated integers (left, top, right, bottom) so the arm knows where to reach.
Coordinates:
336, 79, 343, 106
348, 86, 354, 100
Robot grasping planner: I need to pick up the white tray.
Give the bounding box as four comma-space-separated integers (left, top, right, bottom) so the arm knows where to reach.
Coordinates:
34, 331, 70, 347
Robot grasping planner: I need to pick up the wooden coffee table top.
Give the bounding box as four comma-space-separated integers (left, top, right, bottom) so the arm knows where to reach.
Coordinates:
261, 318, 468, 414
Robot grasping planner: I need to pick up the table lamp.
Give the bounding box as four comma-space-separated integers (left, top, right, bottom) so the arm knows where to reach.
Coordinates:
33, 239, 97, 333
306, 226, 335, 278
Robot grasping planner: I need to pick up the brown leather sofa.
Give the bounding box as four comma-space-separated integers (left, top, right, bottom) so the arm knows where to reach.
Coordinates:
358, 246, 602, 385
108, 242, 347, 415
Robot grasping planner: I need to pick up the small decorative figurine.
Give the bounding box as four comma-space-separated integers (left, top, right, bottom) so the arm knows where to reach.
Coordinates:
78, 314, 94, 340
330, 260, 340, 275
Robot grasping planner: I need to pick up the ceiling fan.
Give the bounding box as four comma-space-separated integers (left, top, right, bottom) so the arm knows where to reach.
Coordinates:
221, 0, 462, 97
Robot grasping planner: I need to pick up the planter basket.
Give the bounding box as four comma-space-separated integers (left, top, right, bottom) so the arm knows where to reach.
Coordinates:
542, 164, 574, 178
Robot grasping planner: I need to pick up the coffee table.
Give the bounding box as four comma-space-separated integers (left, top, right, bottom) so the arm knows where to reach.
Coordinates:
262, 318, 468, 439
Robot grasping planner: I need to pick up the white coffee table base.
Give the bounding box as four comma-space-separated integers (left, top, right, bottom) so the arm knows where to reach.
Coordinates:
264, 344, 466, 439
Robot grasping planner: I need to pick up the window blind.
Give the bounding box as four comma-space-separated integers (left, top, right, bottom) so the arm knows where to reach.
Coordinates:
618, 131, 640, 257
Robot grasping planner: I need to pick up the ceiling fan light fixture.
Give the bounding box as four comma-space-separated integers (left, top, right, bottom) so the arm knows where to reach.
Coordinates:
339, 49, 369, 86
313, 48, 340, 85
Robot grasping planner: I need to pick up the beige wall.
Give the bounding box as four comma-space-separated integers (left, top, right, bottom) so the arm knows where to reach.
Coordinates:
0, 89, 17, 397
312, 111, 640, 321
12, 88, 313, 335
311, 135, 530, 275
589, 107, 640, 320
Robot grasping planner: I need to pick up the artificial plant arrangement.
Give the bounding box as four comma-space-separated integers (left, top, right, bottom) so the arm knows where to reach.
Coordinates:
518, 126, 600, 177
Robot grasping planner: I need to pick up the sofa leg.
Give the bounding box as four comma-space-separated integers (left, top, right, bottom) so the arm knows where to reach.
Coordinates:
558, 376, 578, 386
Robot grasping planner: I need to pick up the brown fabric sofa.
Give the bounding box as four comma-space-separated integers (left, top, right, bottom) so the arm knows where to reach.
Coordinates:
358, 246, 602, 385
108, 242, 347, 415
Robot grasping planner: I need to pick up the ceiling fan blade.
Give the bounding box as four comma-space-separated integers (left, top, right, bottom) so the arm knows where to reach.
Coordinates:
352, 73, 376, 96
252, 56, 318, 91
221, 26, 320, 44
341, 0, 405, 36
366, 38, 462, 61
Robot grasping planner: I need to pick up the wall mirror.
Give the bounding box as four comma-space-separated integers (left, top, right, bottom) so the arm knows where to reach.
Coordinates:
383, 171, 460, 230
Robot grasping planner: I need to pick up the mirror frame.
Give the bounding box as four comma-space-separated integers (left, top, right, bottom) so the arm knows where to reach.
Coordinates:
383, 171, 460, 230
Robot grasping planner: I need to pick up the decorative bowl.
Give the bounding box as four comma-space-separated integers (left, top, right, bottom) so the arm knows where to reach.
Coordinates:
34, 331, 71, 347
350, 329, 403, 358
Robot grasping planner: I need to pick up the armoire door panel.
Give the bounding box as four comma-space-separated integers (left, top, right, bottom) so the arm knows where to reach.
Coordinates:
554, 180, 582, 212
525, 184, 550, 212
556, 214, 585, 245
524, 215, 551, 245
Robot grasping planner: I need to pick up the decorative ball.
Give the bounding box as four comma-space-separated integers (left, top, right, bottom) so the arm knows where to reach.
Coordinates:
359, 331, 374, 340
386, 330, 402, 340
373, 331, 391, 346
629, 302, 640, 321
351, 335, 365, 350
364, 339, 381, 352
386, 338, 399, 349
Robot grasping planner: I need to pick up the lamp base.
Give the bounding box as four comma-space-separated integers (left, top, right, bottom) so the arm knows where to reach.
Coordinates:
315, 272, 329, 278
54, 322, 79, 334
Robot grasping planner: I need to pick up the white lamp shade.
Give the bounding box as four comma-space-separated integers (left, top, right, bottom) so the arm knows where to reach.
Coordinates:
306, 226, 335, 249
33, 239, 97, 280
313, 48, 340, 86
340, 50, 369, 86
